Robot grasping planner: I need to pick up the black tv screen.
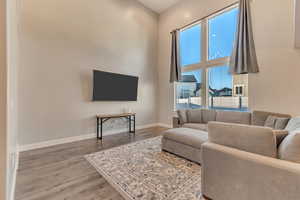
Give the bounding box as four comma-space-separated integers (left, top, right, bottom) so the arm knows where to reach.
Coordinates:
93, 70, 138, 101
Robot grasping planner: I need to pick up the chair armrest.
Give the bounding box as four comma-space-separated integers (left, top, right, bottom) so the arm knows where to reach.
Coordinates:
208, 121, 277, 158
202, 143, 300, 200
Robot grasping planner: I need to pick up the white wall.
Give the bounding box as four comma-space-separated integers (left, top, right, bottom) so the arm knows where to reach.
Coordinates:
17, 0, 300, 145
0, 0, 7, 198
18, 0, 159, 146
157, 0, 300, 125
6, 0, 19, 199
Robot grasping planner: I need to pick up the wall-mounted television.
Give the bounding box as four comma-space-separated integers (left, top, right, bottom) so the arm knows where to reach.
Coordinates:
93, 70, 139, 101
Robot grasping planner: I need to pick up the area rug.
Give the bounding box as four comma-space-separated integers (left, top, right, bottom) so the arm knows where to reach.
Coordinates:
85, 136, 202, 200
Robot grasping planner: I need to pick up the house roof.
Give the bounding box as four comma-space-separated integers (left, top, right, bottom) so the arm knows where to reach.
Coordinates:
181, 75, 197, 83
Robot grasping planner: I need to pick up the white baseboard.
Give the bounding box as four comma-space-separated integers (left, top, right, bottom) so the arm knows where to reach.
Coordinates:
157, 123, 173, 128
8, 150, 19, 200
19, 123, 161, 152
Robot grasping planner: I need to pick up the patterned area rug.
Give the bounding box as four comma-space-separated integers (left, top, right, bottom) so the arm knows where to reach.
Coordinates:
85, 136, 202, 200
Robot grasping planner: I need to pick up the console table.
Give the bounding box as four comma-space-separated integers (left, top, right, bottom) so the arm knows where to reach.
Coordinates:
96, 113, 136, 140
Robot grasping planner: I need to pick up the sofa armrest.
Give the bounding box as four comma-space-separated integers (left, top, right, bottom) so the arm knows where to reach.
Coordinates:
208, 121, 277, 158
273, 129, 289, 146
202, 143, 300, 200
173, 117, 181, 128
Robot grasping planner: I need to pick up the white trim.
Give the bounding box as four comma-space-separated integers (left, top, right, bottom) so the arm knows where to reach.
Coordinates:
18, 123, 162, 152
8, 151, 18, 200
157, 123, 173, 128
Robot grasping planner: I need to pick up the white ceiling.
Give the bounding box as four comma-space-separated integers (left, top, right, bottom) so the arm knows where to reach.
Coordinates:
136, 0, 182, 13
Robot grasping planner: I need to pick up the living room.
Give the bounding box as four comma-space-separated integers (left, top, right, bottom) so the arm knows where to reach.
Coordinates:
1, 0, 300, 200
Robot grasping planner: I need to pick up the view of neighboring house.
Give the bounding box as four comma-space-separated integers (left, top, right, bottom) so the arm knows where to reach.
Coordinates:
233, 74, 248, 97
177, 75, 200, 98
209, 86, 232, 97
176, 73, 249, 110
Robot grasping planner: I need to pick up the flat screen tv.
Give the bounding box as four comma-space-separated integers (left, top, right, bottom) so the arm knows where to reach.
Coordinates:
93, 70, 139, 101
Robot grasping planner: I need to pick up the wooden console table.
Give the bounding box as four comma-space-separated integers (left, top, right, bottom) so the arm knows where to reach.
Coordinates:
96, 113, 136, 140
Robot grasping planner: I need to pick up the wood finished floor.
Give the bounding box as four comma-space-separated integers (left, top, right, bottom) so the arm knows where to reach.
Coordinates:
15, 126, 168, 200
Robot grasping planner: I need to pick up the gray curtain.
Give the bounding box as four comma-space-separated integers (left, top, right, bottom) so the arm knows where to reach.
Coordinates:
170, 30, 182, 83
230, 0, 259, 74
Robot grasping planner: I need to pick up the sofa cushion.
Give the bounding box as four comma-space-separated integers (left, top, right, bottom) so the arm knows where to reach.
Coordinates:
252, 110, 291, 126
163, 128, 208, 149
201, 109, 217, 123
208, 122, 277, 158
183, 123, 208, 131
264, 115, 277, 128
186, 109, 202, 123
216, 110, 251, 125
278, 131, 300, 163
264, 116, 290, 130
285, 117, 300, 132
274, 118, 290, 130
177, 110, 188, 124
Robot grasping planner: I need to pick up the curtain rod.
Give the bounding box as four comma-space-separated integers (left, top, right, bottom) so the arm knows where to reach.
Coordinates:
171, 1, 239, 33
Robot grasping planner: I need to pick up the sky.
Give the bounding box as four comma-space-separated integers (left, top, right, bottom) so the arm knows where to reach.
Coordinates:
180, 8, 238, 90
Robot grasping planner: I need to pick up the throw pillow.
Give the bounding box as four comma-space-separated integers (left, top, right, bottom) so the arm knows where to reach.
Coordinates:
264, 115, 277, 128
274, 118, 290, 130
187, 109, 202, 123
278, 131, 300, 163
177, 110, 188, 124
285, 117, 300, 132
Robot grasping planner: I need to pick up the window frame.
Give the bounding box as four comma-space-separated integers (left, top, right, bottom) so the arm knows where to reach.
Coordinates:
174, 3, 240, 111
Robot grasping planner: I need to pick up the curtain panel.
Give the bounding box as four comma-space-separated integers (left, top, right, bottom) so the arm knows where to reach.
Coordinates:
230, 0, 259, 74
170, 30, 182, 83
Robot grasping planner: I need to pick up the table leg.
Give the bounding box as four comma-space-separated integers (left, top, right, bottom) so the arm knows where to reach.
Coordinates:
97, 117, 99, 139
100, 118, 103, 140
128, 116, 131, 133
133, 115, 136, 134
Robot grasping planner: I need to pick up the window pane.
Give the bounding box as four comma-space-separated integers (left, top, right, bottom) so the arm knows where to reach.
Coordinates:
180, 25, 201, 67
208, 65, 248, 110
176, 70, 203, 109
208, 8, 238, 60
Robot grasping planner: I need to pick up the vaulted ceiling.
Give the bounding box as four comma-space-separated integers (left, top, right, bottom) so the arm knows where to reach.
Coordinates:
136, 0, 182, 13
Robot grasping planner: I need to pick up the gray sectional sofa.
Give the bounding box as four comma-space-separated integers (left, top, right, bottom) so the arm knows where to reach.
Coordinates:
162, 109, 300, 200
163, 109, 290, 163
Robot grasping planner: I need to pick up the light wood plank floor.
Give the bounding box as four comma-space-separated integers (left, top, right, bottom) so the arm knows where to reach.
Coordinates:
15, 126, 168, 200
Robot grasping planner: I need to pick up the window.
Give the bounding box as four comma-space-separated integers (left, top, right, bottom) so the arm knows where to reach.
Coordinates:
180, 24, 202, 67
208, 8, 238, 60
175, 5, 248, 111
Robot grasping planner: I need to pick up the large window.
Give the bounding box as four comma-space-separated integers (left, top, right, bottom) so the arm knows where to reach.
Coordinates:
175, 5, 248, 111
